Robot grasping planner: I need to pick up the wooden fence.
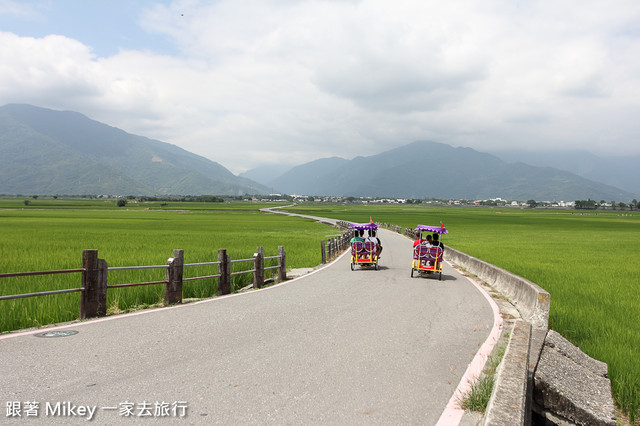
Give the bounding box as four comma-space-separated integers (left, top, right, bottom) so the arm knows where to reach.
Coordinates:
319, 221, 407, 264
320, 231, 352, 264
0, 246, 286, 319
404, 226, 419, 239
320, 221, 352, 264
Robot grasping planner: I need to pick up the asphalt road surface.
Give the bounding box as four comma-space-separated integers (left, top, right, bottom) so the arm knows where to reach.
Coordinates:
1, 223, 495, 425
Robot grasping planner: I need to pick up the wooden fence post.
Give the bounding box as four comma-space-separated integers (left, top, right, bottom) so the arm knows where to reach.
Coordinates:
218, 248, 230, 295
330, 240, 334, 258
253, 246, 264, 289
278, 245, 286, 281
164, 249, 184, 305
80, 249, 107, 319
320, 240, 326, 264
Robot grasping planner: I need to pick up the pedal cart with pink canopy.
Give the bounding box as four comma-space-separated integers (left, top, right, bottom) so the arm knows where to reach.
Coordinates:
349, 222, 380, 271
411, 224, 448, 280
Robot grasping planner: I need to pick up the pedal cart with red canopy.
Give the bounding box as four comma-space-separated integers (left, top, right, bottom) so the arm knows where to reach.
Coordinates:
411, 224, 448, 280
349, 222, 380, 271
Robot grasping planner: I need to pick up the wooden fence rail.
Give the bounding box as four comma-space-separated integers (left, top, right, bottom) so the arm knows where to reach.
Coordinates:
320, 221, 406, 264
0, 246, 286, 319
320, 230, 352, 264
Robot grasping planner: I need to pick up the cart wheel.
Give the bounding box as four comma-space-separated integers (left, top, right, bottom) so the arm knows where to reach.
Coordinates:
350, 262, 354, 271
375, 263, 378, 271
411, 268, 414, 277
439, 272, 442, 281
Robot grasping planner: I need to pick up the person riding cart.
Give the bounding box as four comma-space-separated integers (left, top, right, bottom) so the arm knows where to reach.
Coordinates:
411, 224, 448, 280
349, 222, 380, 271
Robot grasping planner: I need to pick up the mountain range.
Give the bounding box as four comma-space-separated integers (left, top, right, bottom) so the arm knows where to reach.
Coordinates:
1, 104, 637, 201
0, 104, 268, 196
487, 149, 640, 195
248, 142, 638, 201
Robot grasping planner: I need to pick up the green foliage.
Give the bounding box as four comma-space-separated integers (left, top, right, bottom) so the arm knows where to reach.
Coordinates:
459, 344, 506, 413
575, 198, 598, 209
459, 375, 495, 413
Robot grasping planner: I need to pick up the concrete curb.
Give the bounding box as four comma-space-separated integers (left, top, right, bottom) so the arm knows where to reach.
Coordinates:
439, 262, 505, 426
483, 320, 531, 426
444, 246, 549, 330
443, 246, 548, 425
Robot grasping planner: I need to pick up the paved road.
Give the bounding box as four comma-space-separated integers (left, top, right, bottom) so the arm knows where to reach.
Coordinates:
1, 222, 495, 425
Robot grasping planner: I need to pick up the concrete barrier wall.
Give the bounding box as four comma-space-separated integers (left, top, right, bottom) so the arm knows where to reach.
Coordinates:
445, 246, 550, 329
442, 246, 546, 425
483, 320, 532, 426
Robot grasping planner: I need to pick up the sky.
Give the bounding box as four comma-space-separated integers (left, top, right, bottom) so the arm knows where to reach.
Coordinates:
1, 0, 639, 174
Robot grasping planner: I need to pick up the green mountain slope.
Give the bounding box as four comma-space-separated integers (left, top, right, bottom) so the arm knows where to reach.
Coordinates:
0, 104, 268, 196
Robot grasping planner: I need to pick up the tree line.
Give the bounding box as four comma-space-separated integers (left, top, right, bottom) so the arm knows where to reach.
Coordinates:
574, 199, 639, 210
134, 195, 226, 203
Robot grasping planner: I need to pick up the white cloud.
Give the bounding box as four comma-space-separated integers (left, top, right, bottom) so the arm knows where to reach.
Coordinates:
1, 0, 640, 173
0, 32, 100, 101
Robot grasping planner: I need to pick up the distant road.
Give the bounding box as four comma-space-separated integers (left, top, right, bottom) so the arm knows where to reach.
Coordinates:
1, 211, 497, 424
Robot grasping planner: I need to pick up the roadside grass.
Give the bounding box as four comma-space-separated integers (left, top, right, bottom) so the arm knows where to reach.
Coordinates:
0, 202, 332, 333
285, 204, 640, 421
460, 375, 495, 413
459, 336, 507, 413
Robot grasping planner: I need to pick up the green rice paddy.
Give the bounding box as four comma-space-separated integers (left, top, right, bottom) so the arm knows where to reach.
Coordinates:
0, 199, 334, 332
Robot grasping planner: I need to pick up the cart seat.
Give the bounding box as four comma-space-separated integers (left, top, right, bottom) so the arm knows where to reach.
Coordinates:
353, 242, 377, 254
413, 245, 442, 261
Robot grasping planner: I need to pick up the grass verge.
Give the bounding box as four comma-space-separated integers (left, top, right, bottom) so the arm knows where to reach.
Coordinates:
459, 345, 506, 413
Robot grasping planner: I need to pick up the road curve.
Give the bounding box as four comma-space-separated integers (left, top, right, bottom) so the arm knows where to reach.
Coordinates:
1, 216, 496, 424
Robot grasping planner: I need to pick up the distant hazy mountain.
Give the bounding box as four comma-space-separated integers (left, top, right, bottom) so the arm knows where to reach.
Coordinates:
489, 149, 640, 195
239, 164, 293, 189
0, 104, 268, 196
269, 157, 350, 195
268, 141, 637, 201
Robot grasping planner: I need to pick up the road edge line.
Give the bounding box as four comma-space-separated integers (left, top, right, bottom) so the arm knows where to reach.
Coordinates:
435, 261, 504, 425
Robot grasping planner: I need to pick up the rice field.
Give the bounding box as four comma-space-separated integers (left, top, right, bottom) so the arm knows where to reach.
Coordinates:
0, 199, 335, 333
285, 203, 640, 421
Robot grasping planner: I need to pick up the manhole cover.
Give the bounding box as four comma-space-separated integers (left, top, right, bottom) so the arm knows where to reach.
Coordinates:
35, 330, 78, 338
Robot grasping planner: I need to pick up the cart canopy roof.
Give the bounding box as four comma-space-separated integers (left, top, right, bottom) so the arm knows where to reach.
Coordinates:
349, 222, 379, 230
415, 224, 448, 234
